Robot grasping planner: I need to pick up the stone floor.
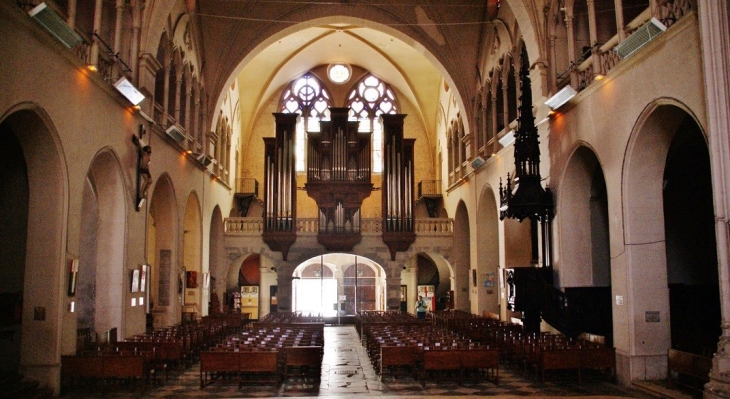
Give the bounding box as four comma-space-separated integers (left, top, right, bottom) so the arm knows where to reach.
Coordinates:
60, 325, 666, 398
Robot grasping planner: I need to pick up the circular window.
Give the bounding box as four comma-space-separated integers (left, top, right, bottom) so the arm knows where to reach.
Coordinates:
328, 63, 351, 84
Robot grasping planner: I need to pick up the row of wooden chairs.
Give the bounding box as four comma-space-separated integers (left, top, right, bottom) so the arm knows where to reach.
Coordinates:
362, 323, 500, 385
491, 330, 616, 383
63, 314, 248, 393
400, 310, 617, 385
199, 324, 325, 388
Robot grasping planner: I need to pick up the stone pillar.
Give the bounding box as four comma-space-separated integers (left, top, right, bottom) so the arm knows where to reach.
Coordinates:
564, 12, 577, 88
274, 260, 294, 313
699, 2, 730, 397
383, 260, 403, 311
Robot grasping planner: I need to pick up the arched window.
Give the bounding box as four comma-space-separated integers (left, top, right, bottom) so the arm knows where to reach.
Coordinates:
346, 74, 398, 173
280, 74, 332, 172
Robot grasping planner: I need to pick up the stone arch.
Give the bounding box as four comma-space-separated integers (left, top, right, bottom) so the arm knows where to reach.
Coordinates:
400, 252, 455, 313
476, 184, 500, 316
77, 148, 127, 339
557, 143, 613, 344
557, 143, 610, 287
183, 192, 202, 314
453, 201, 471, 311
622, 99, 717, 376
208, 206, 225, 314
147, 173, 179, 328
291, 253, 387, 317
219, 15, 474, 137
0, 104, 68, 388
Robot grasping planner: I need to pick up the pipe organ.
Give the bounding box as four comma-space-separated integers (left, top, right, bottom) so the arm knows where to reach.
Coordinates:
262, 113, 298, 260
305, 107, 373, 251
381, 114, 416, 260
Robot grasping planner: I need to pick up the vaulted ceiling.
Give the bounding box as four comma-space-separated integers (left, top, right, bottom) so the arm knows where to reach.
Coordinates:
190, 1, 509, 151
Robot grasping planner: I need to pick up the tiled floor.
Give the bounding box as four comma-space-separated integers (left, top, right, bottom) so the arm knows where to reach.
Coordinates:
61, 325, 660, 398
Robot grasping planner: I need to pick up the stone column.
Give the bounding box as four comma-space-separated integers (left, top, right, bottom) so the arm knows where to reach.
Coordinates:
273, 259, 293, 313
613, 0, 626, 42
564, 11, 577, 88
384, 260, 403, 311
699, 2, 730, 397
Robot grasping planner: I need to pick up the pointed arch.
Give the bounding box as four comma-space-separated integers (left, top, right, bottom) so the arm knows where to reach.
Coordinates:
147, 173, 179, 327
78, 148, 128, 339
0, 103, 68, 387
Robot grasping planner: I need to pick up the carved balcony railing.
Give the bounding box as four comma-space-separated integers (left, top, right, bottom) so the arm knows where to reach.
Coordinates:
568, 0, 696, 90
225, 217, 263, 234
225, 217, 453, 238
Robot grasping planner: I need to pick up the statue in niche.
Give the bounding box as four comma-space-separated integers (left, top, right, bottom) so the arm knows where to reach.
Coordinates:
132, 126, 152, 210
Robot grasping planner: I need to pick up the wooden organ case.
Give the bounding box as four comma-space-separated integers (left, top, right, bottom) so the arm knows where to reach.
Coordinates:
381, 114, 415, 260
305, 108, 373, 251
262, 113, 298, 260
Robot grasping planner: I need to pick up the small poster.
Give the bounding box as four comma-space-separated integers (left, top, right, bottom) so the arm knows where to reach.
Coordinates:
417, 285, 435, 298
131, 269, 140, 293
140, 265, 148, 292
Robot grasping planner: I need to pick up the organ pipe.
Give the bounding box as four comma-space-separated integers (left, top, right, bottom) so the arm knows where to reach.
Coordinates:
304, 107, 373, 251
380, 113, 415, 260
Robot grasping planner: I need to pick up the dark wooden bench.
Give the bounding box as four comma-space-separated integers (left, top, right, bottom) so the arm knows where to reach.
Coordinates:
668, 348, 711, 390
200, 350, 281, 388
540, 348, 582, 383
281, 346, 323, 380
580, 346, 616, 381
61, 354, 147, 391
421, 349, 463, 385
115, 340, 184, 376
200, 351, 241, 388
459, 348, 499, 384
379, 346, 420, 380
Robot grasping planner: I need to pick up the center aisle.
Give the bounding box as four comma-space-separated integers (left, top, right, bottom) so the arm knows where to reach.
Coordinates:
319, 325, 384, 396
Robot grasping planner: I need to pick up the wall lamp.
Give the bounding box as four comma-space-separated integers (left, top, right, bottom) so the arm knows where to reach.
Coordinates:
29, 3, 82, 49
545, 85, 577, 110
114, 77, 145, 106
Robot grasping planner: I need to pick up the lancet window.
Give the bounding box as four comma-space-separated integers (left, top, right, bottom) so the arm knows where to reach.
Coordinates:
280, 74, 333, 172
346, 74, 398, 173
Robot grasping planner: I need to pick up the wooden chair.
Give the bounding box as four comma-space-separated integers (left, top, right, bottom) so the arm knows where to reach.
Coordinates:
540, 348, 581, 384
379, 346, 420, 380
421, 349, 462, 386
580, 346, 616, 381
459, 348, 500, 384
282, 346, 323, 380
199, 351, 239, 388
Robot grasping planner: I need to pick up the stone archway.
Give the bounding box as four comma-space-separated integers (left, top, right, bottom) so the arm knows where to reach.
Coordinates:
622, 101, 719, 378
0, 106, 67, 388
476, 185, 500, 316
453, 201, 471, 311
291, 254, 387, 318
558, 145, 612, 344
182, 193, 202, 316
208, 206, 225, 315
77, 149, 127, 338
147, 174, 179, 329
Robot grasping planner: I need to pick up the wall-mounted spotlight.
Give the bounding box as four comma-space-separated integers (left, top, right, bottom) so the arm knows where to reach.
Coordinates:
270, 267, 277, 272
545, 85, 577, 110
114, 76, 145, 106
29, 3, 82, 49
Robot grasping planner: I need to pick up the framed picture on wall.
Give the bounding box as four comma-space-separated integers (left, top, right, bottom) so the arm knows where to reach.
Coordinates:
67, 258, 79, 297
131, 269, 140, 293
140, 265, 148, 293
186, 271, 198, 288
